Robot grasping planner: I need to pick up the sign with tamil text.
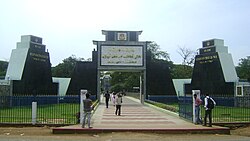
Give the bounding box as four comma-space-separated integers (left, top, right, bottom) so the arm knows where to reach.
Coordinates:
195, 54, 218, 64
101, 46, 143, 66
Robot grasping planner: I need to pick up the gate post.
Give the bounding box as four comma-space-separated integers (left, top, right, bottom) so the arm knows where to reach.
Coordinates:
97, 70, 101, 101
192, 90, 201, 123
32, 102, 37, 125
140, 74, 144, 104
140, 71, 146, 104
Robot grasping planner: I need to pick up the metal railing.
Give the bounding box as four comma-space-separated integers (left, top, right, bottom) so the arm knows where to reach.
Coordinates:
0, 95, 98, 125
180, 95, 250, 123
2, 94, 250, 125
147, 95, 250, 124
204, 95, 250, 123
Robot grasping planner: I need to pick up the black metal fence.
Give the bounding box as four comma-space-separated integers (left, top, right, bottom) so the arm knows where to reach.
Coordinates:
2, 94, 250, 125
147, 94, 250, 124
178, 96, 193, 121
0, 95, 96, 125
205, 95, 250, 123
178, 94, 250, 124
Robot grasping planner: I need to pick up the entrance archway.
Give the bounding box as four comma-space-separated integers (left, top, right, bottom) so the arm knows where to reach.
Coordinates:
93, 30, 148, 103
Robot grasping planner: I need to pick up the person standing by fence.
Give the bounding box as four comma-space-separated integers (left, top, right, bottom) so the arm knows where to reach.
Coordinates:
194, 93, 203, 124
82, 93, 93, 128
203, 93, 216, 127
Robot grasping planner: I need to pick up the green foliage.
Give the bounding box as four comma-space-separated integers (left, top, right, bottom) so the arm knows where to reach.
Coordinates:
51, 55, 83, 77
146, 100, 179, 113
110, 84, 125, 93
124, 73, 140, 90
0, 60, 8, 77
236, 56, 250, 80
110, 72, 140, 92
170, 64, 193, 79
147, 42, 170, 61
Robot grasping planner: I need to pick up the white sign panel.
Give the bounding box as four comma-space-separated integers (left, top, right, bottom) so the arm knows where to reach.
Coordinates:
101, 46, 143, 66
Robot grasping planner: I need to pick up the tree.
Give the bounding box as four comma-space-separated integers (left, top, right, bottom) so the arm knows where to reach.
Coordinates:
177, 46, 196, 66
147, 42, 193, 79
170, 64, 193, 79
147, 42, 170, 61
0, 60, 8, 78
110, 72, 140, 92
236, 56, 250, 80
51, 55, 84, 77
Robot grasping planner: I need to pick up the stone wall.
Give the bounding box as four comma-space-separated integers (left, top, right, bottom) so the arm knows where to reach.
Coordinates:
0, 80, 12, 107
0, 80, 11, 96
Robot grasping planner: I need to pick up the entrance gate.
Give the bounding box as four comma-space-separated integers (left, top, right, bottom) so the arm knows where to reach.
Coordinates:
179, 94, 193, 122
93, 30, 148, 103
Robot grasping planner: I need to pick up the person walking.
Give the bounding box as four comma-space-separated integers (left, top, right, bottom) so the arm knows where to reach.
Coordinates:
104, 91, 110, 108
194, 94, 203, 124
82, 93, 93, 128
111, 92, 116, 107
203, 93, 216, 127
115, 93, 123, 116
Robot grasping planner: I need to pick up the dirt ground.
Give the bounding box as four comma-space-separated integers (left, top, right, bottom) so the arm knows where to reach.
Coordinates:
0, 126, 250, 141
230, 125, 250, 137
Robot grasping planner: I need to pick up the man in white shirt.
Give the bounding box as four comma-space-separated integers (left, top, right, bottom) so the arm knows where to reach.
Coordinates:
203, 94, 216, 127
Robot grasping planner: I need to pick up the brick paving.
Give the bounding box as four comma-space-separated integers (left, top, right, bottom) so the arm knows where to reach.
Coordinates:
91, 97, 178, 129
52, 96, 230, 134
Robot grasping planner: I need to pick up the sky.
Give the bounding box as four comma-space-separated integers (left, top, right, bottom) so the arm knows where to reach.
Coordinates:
0, 0, 250, 66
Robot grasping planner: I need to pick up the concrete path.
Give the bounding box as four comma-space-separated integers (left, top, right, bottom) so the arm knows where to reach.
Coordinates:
52, 96, 229, 134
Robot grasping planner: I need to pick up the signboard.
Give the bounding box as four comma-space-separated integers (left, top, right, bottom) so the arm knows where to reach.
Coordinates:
195, 54, 219, 64
29, 52, 49, 62
199, 47, 216, 54
100, 45, 143, 66
203, 40, 215, 47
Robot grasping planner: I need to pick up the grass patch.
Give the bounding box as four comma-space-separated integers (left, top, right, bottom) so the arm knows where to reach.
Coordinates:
0, 101, 98, 124
146, 100, 250, 123
146, 100, 179, 113
201, 106, 250, 122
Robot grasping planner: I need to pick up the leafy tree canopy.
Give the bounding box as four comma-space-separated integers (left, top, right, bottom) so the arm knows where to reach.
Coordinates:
236, 56, 250, 80
147, 42, 170, 61
52, 55, 84, 77
109, 72, 140, 92
0, 60, 8, 78
170, 64, 193, 79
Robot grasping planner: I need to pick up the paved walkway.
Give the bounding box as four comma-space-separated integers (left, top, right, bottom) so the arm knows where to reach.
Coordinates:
52, 96, 229, 134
